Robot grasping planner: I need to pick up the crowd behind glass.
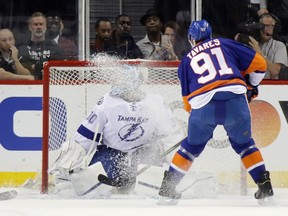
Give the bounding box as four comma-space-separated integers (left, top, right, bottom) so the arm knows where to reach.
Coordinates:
0, 0, 287, 80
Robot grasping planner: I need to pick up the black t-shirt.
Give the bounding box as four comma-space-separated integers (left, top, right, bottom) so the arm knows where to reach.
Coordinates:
91, 33, 143, 59
0, 53, 16, 74
110, 33, 143, 59
18, 40, 63, 79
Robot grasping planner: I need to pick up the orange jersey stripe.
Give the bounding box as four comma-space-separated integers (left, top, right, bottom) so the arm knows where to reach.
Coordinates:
242, 151, 264, 169
182, 96, 191, 112
187, 78, 246, 100
172, 152, 193, 172
245, 53, 267, 75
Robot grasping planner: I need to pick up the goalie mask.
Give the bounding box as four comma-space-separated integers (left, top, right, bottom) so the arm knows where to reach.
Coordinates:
110, 64, 146, 102
188, 19, 212, 47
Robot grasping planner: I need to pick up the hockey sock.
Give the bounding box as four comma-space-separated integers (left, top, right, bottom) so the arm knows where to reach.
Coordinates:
241, 149, 266, 183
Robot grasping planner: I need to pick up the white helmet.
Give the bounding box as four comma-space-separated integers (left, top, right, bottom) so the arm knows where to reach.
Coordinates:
110, 64, 146, 101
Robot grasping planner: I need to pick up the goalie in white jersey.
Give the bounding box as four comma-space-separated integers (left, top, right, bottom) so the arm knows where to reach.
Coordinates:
49, 64, 181, 194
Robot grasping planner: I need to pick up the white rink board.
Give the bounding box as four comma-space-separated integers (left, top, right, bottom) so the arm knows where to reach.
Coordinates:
0, 84, 287, 183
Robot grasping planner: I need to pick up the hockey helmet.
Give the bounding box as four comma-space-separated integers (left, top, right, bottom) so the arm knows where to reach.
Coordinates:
188, 19, 212, 42
110, 64, 147, 100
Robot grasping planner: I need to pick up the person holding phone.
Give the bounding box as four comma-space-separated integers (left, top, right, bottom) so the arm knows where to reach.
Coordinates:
137, 8, 178, 60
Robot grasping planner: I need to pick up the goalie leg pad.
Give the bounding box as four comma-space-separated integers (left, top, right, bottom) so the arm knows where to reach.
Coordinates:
49, 139, 87, 177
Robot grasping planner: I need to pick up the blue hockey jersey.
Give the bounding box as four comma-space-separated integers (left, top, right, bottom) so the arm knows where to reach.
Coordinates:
178, 38, 266, 111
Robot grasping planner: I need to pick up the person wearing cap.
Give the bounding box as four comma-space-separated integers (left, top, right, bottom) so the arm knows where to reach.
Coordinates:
136, 8, 178, 61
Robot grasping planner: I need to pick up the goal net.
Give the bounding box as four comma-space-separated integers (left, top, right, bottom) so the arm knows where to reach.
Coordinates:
42, 58, 247, 195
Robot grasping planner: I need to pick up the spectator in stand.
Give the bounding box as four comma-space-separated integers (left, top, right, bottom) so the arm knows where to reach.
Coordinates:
18, 12, 63, 80
0, 28, 34, 80
164, 21, 179, 47
258, 0, 288, 36
248, 13, 288, 79
46, 12, 78, 60
91, 17, 113, 55
109, 14, 143, 59
137, 8, 177, 61
164, 21, 181, 60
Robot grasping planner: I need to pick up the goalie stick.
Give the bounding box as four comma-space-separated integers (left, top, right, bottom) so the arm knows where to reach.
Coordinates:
0, 190, 18, 201
98, 140, 182, 187
138, 175, 215, 193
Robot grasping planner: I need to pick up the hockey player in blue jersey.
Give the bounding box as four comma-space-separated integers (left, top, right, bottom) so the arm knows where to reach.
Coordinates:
158, 19, 274, 205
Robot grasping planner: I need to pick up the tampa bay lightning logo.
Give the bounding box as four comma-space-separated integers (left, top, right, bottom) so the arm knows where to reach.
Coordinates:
118, 122, 144, 141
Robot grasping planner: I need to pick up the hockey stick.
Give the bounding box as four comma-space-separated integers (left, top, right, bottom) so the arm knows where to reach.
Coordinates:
136, 140, 181, 175
137, 175, 214, 193
98, 139, 182, 187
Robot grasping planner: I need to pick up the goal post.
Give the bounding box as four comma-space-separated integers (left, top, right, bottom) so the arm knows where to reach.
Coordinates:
42, 60, 247, 195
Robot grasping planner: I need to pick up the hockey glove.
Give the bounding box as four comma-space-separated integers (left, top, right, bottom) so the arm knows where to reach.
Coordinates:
244, 74, 259, 103
246, 85, 258, 103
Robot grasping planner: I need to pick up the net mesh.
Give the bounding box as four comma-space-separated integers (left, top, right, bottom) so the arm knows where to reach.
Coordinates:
43, 60, 246, 194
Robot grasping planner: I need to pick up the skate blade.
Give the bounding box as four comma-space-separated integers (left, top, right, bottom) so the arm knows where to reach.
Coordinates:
257, 196, 275, 206
157, 196, 179, 206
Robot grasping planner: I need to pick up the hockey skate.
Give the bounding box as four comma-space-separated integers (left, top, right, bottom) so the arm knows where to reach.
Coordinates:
254, 171, 274, 206
157, 170, 182, 205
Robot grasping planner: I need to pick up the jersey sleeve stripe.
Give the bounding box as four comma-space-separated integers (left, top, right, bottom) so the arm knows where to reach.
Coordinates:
77, 124, 94, 140
245, 53, 267, 74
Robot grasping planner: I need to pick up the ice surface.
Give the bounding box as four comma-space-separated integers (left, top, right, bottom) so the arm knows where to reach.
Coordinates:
0, 187, 287, 216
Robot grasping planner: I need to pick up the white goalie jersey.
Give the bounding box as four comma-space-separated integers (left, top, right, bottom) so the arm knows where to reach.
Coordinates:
73, 93, 179, 152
